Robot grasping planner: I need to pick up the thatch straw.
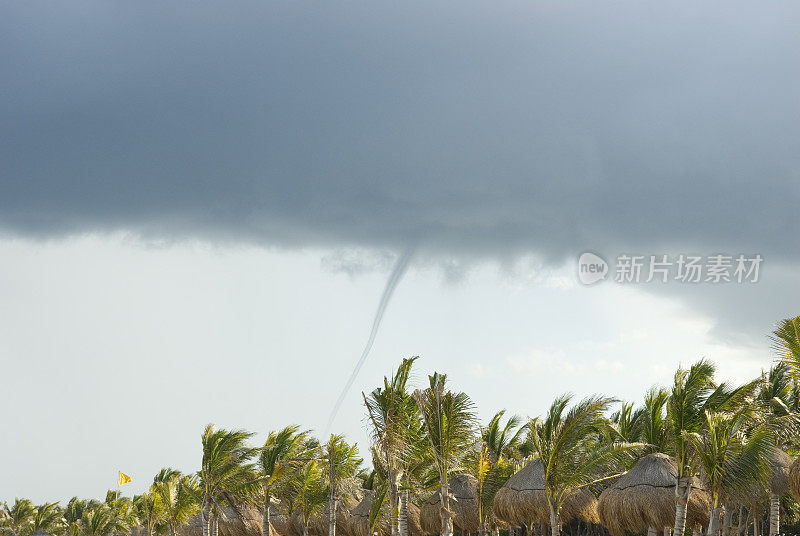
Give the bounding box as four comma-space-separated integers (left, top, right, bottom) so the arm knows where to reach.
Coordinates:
731, 448, 793, 506
308, 497, 359, 536
493, 459, 599, 527
346, 490, 424, 536
789, 455, 800, 501
768, 449, 791, 496
597, 453, 711, 536
419, 475, 481, 535
180, 506, 282, 536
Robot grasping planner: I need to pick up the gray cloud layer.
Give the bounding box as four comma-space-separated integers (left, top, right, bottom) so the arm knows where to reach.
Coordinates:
2, 1, 799, 262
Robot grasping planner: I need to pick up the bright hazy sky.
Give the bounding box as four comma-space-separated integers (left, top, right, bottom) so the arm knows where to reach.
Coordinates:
2, 0, 799, 504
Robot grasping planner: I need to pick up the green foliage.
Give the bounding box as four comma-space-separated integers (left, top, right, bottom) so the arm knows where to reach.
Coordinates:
528, 394, 643, 523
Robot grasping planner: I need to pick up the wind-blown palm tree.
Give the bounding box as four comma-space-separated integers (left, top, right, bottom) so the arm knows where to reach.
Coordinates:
413, 372, 477, 536
257, 425, 311, 536
667, 360, 717, 536
29, 503, 64, 536
364, 356, 420, 536
133, 492, 164, 536
482, 410, 524, 464
1, 499, 36, 536
292, 459, 327, 536
528, 394, 642, 536
473, 411, 522, 536
198, 425, 257, 536
152, 469, 199, 536
687, 409, 775, 536
77, 504, 128, 536
321, 434, 362, 536
772, 316, 800, 381
638, 387, 670, 454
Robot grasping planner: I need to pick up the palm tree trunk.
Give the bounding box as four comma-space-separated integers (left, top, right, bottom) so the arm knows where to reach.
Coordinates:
303, 524, 309, 536
329, 496, 337, 536
548, 501, 560, 536
440, 481, 453, 536
202, 502, 211, 536
753, 504, 760, 536
390, 469, 400, 536
212, 516, 219, 536
399, 489, 409, 536
722, 504, 732, 536
648, 527, 658, 536
263, 493, 272, 536
673, 477, 693, 536
708, 505, 722, 536
737, 506, 745, 536
664, 528, 671, 536
692, 528, 701, 536
769, 493, 780, 536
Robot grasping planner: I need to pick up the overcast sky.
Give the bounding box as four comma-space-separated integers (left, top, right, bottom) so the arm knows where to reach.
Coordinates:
1, 0, 799, 504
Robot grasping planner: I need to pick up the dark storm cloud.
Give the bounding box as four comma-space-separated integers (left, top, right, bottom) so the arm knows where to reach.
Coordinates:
2, 0, 799, 262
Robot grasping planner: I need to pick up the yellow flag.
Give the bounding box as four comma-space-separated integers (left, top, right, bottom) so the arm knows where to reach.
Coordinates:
119, 472, 132, 485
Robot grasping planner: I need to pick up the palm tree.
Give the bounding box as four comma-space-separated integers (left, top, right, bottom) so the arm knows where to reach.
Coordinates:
63, 498, 98, 536
133, 492, 164, 536
364, 356, 420, 536
528, 394, 641, 536
413, 372, 477, 536
1, 499, 36, 536
667, 360, 717, 536
152, 469, 199, 536
256, 425, 311, 536
772, 316, 800, 380
77, 504, 128, 536
610, 402, 640, 443
29, 503, 64, 536
637, 387, 670, 454
292, 459, 327, 536
320, 435, 362, 536
198, 425, 257, 536
103, 490, 138, 531
474, 411, 522, 536
481, 410, 524, 464
668, 360, 760, 536
687, 409, 775, 536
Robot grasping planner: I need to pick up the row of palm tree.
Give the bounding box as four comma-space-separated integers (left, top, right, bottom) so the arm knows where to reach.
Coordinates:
5, 316, 800, 536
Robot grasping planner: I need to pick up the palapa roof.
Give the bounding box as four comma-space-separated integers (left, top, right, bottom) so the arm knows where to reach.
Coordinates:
493, 459, 599, 527
768, 449, 791, 496
732, 449, 793, 506
346, 490, 424, 536
597, 453, 711, 536
419, 474, 480, 534
180, 506, 282, 536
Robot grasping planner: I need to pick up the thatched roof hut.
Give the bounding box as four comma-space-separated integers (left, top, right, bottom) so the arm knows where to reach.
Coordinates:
181, 506, 281, 536
789, 455, 800, 500
730, 448, 793, 507
308, 497, 359, 536
597, 453, 711, 536
768, 449, 791, 496
347, 490, 424, 536
493, 460, 599, 528
420, 475, 480, 535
